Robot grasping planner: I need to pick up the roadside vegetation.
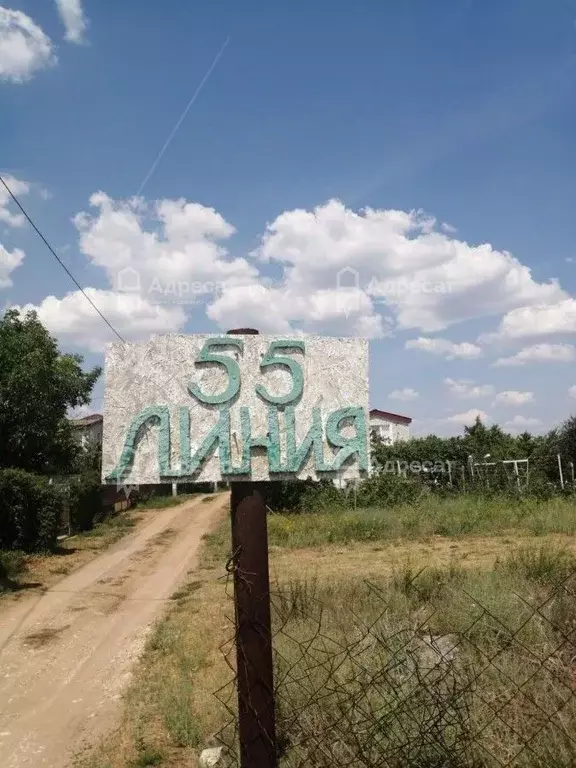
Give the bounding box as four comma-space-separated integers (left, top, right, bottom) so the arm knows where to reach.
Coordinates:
267, 494, 576, 548
75, 412, 576, 767
0, 493, 204, 596
79, 485, 576, 767
0, 510, 139, 595
0, 309, 208, 597
4, 307, 576, 765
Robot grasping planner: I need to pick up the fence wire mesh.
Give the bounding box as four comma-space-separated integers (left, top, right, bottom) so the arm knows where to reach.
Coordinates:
215, 561, 576, 767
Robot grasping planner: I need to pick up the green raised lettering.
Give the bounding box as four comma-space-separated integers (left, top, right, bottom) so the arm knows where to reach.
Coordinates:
285, 406, 329, 473
255, 340, 305, 406
325, 406, 369, 471
231, 406, 284, 475
178, 406, 191, 474
106, 405, 172, 482
188, 337, 243, 405
188, 408, 232, 473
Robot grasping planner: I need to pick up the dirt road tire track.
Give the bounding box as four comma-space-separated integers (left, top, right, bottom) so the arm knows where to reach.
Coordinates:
0, 493, 228, 768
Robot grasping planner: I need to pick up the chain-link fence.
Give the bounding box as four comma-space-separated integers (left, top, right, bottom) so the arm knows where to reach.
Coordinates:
215, 562, 576, 767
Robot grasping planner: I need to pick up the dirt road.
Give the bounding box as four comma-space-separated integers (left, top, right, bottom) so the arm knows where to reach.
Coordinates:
0, 493, 228, 768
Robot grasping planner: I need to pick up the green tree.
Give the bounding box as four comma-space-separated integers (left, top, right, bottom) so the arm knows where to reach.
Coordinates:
557, 415, 576, 463
0, 309, 101, 473
514, 430, 543, 458
462, 417, 516, 461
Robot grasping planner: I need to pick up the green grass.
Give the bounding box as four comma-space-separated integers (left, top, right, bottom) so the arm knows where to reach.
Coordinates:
80, 511, 137, 541
200, 495, 576, 563
129, 745, 165, 767
498, 544, 576, 586
266, 494, 576, 548
200, 524, 230, 569
134, 493, 199, 510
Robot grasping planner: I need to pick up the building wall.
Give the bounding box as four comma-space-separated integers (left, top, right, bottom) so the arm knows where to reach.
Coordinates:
76, 421, 103, 449
369, 413, 410, 445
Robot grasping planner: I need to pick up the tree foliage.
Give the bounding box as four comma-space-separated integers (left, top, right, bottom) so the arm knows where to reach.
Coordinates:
0, 469, 61, 551
372, 416, 553, 470
0, 309, 101, 473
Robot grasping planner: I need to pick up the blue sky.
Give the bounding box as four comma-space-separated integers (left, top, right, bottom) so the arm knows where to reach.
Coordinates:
1, 0, 576, 435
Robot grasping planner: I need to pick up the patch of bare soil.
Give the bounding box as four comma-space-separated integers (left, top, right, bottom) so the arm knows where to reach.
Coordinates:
0, 493, 228, 768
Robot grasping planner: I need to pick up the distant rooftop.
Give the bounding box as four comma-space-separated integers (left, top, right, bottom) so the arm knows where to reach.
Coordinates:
370, 409, 412, 425
70, 413, 103, 428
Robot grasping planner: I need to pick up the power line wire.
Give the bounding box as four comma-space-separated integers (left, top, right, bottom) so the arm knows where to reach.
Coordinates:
0, 174, 125, 343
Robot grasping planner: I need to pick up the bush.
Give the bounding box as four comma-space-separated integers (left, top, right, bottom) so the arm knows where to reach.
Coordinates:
266, 479, 318, 512
356, 471, 425, 507
295, 473, 425, 515
0, 550, 26, 581
0, 469, 61, 551
65, 470, 102, 532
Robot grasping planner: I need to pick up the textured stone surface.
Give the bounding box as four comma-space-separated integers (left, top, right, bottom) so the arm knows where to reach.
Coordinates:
102, 334, 369, 484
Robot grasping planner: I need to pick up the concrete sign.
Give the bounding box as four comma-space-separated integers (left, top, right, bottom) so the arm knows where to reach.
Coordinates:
102, 334, 369, 484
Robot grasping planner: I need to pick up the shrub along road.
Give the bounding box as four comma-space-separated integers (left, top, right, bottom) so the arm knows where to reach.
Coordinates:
0, 492, 228, 768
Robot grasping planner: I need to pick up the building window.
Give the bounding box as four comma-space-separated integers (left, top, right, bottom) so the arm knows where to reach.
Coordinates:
375, 423, 393, 445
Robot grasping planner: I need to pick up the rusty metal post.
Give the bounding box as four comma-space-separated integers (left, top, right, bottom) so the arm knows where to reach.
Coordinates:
228, 328, 277, 768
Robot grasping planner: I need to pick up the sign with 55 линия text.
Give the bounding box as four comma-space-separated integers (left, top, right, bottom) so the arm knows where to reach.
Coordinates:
102, 334, 369, 484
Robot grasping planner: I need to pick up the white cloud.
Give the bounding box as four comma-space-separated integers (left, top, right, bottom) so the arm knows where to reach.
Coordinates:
55, 0, 87, 44
444, 378, 494, 398
389, 388, 419, 401
68, 403, 93, 419
493, 344, 575, 367
207, 283, 386, 336
406, 337, 482, 360
569, 386, 576, 400
29, 193, 574, 357
483, 300, 576, 342
65, 196, 569, 342
0, 175, 30, 227
493, 390, 534, 406
74, 194, 257, 300
0, 243, 24, 287
505, 415, 542, 429
0, 7, 55, 83
251, 199, 565, 335
15, 289, 187, 352
207, 284, 295, 334
448, 408, 489, 425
